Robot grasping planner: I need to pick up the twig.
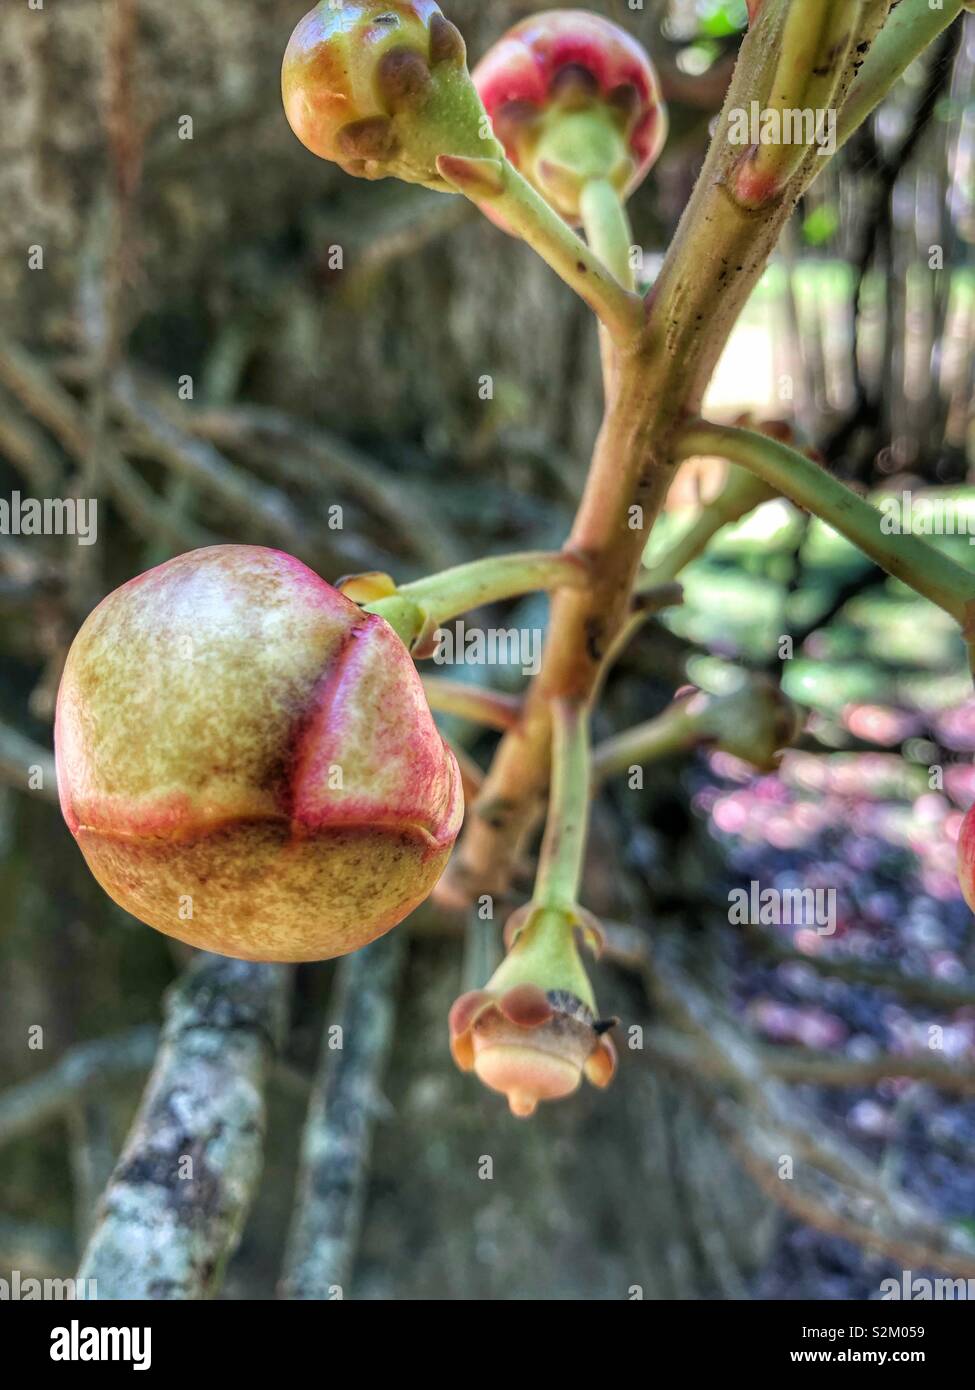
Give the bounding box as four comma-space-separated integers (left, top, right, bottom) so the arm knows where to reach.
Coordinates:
0, 1026, 158, 1146
744, 926, 975, 1012
111, 372, 314, 553
719, 1105, 975, 1280
421, 676, 521, 731
642, 1023, 975, 1098
0, 386, 61, 491
279, 933, 404, 1300
0, 1219, 76, 1279
0, 335, 216, 553
604, 923, 975, 1276
78, 956, 288, 1299
0, 722, 58, 804
190, 403, 458, 569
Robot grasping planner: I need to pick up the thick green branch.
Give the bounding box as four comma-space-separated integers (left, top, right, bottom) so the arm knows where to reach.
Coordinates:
444, 0, 953, 904
674, 421, 975, 631
837, 0, 966, 152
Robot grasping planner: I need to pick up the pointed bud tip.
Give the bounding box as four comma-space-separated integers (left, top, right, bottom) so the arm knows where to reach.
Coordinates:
509, 1091, 538, 1118
429, 13, 466, 67
436, 154, 506, 200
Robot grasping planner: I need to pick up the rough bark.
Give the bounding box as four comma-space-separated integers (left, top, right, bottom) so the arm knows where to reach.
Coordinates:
77, 955, 288, 1299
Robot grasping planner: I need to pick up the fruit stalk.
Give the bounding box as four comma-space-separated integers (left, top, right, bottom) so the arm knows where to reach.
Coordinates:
532, 699, 591, 913
673, 420, 975, 633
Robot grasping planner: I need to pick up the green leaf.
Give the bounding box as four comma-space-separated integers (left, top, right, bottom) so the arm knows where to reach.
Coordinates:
700, 1, 749, 38
802, 205, 840, 246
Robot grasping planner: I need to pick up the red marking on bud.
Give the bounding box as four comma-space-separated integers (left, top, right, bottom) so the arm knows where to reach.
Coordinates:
448, 989, 493, 1040
472, 9, 666, 190
436, 153, 506, 199
498, 983, 554, 1028
337, 116, 399, 161
376, 47, 432, 111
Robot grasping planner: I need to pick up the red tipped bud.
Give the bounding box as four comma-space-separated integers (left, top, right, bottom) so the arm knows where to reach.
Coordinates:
473, 9, 667, 223
55, 545, 463, 962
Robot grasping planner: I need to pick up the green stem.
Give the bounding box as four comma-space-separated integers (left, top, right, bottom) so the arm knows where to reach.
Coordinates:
579, 179, 635, 292
674, 421, 975, 631
421, 677, 521, 731
399, 548, 588, 614
532, 700, 591, 913
594, 705, 697, 782
735, 0, 863, 207
364, 548, 589, 649
836, 0, 965, 153
436, 154, 644, 344
640, 509, 728, 587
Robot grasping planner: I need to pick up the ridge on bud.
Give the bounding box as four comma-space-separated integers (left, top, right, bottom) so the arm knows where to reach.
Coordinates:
282, 1, 501, 189
449, 905, 616, 1117
55, 545, 463, 962
472, 8, 667, 224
